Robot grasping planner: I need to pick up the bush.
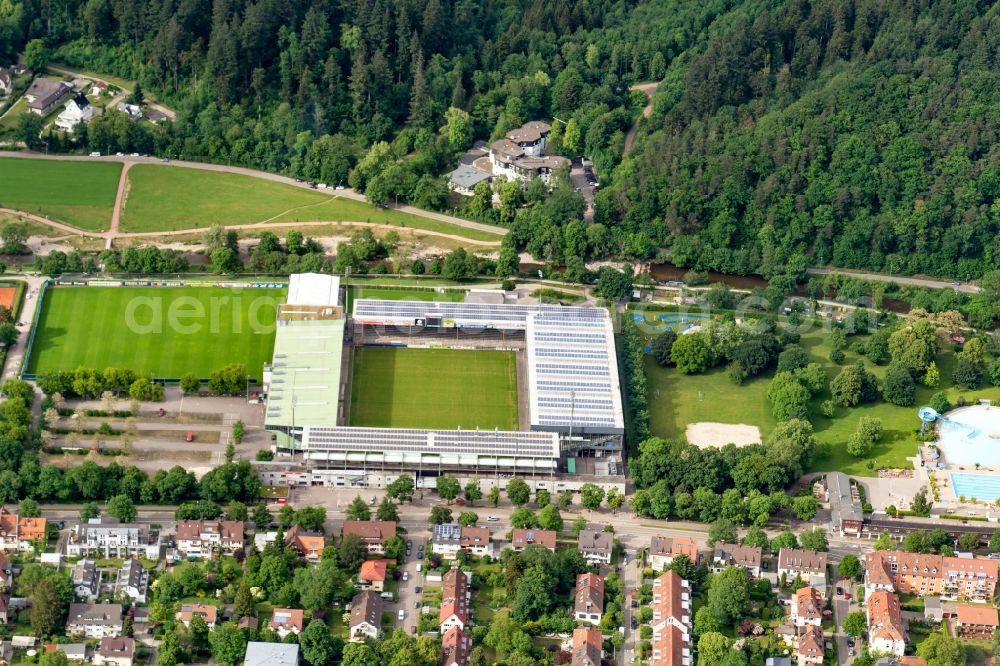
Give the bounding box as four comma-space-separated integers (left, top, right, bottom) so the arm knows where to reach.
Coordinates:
928, 392, 951, 414
829, 348, 845, 364
501, 279, 515, 291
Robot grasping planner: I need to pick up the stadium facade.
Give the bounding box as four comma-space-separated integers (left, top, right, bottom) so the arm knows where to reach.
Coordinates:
259, 274, 627, 491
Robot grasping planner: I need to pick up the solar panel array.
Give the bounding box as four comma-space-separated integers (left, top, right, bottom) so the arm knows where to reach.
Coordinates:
302, 426, 560, 458
353, 299, 603, 329
526, 312, 625, 434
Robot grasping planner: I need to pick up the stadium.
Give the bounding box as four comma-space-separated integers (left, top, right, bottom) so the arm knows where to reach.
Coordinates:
258, 274, 626, 492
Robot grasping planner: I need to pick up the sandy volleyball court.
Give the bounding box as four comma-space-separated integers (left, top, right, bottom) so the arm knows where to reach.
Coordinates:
685, 422, 762, 448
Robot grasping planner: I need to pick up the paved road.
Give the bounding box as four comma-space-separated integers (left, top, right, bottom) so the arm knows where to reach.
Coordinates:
806, 267, 980, 294
832, 577, 860, 665
0, 151, 506, 240
1, 275, 46, 380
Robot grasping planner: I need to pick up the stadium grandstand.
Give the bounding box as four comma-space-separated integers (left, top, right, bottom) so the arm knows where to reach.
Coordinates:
259, 278, 626, 491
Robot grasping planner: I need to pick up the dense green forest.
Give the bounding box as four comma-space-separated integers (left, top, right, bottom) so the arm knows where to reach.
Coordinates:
3, 0, 1000, 286
606, 0, 1000, 281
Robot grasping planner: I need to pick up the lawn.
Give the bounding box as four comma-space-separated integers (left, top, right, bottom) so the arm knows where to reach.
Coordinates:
26, 286, 283, 379
645, 323, 1000, 477
0, 157, 121, 231
120, 164, 502, 241
350, 347, 518, 429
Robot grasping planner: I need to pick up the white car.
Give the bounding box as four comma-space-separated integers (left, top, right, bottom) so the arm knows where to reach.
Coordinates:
397, 609, 405, 621
402, 572, 409, 581
487, 516, 500, 522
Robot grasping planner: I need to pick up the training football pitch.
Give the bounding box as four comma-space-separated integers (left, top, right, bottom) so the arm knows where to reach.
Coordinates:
26, 286, 284, 379
0, 158, 121, 231
350, 347, 518, 429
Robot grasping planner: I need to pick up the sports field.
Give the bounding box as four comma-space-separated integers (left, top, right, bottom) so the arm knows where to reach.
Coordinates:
350, 347, 518, 429
26, 286, 284, 379
120, 165, 501, 240
0, 158, 121, 231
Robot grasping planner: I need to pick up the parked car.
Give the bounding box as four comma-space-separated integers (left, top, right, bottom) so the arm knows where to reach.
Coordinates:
413, 601, 420, 608
397, 609, 405, 621
369, 496, 376, 505
836, 587, 844, 596
487, 516, 500, 522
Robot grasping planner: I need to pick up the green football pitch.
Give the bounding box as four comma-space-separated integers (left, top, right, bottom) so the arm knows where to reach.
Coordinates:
350, 347, 519, 429
26, 286, 284, 379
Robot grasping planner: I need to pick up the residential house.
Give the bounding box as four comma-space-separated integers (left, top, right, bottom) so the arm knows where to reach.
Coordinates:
244, 642, 299, 666
577, 530, 613, 566
268, 608, 304, 638
43, 644, 87, 662
441, 626, 472, 666
71, 559, 100, 600
432, 524, 492, 559
90, 81, 108, 96
0, 551, 11, 590
510, 528, 556, 552
24, 79, 71, 115
176, 603, 218, 628
55, 94, 94, 132
358, 560, 391, 592
650, 571, 693, 666
649, 536, 699, 571
574, 573, 605, 626
93, 637, 135, 666
766, 659, 793, 666
796, 624, 824, 665
0, 507, 46, 551
284, 525, 326, 562
864, 550, 999, 601
571, 626, 603, 666
827, 472, 863, 536
488, 121, 568, 185
712, 543, 763, 577
867, 590, 907, 657
341, 520, 396, 554
114, 559, 149, 603
67, 521, 161, 560
778, 549, 829, 592
175, 520, 244, 558
923, 597, 943, 623
790, 587, 823, 627
349, 590, 382, 642
0, 68, 12, 96
0, 593, 8, 624
66, 603, 123, 638
954, 604, 999, 639
446, 165, 492, 196
440, 568, 471, 634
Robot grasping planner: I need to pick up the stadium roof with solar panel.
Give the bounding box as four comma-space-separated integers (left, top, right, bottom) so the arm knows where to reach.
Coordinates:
263, 279, 625, 474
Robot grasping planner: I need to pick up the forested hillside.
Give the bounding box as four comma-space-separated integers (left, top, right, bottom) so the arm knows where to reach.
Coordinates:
3, 0, 999, 281
607, 0, 1000, 280
2, 0, 722, 197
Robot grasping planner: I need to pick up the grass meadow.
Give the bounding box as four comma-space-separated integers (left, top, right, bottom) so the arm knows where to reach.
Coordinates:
120, 164, 502, 241
644, 318, 1000, 476
350, 347, 518, 429
27, 286, 284, 379
0, 158, 121, 231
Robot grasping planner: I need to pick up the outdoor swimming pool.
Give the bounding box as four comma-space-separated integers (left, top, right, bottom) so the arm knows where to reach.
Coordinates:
936, 405, 1000, 466
949, 472, 1000, 502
